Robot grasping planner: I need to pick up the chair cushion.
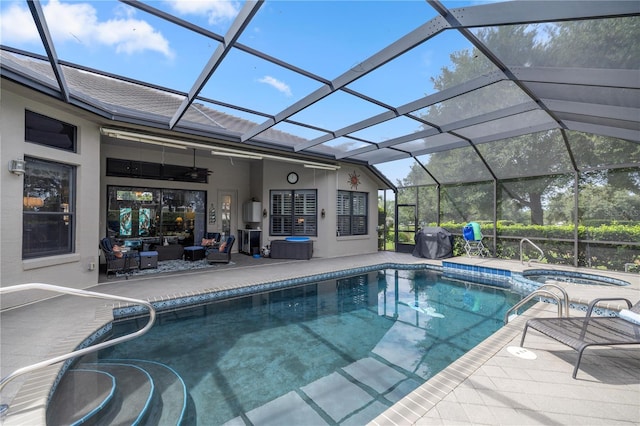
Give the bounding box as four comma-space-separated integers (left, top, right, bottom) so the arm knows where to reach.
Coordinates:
112, 244, 124, 258
201, 238, 216, 246
102, 238, 113, 251
218, 242, 227, 252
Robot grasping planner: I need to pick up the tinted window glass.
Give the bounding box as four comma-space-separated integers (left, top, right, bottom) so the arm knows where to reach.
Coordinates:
25, 110, 76, 152
23, 157, 75, 258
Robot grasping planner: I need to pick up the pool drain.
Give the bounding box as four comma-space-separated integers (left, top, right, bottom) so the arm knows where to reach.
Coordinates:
507, 346, 537, 360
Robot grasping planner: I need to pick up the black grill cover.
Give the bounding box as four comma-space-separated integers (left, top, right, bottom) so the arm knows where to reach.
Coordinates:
412, 227, 453, 259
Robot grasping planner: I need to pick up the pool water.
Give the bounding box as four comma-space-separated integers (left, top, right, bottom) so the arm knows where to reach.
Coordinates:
85, 269, 526, 425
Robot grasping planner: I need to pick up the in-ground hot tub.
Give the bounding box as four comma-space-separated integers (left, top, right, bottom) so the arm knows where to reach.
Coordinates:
523, 269, 630, 286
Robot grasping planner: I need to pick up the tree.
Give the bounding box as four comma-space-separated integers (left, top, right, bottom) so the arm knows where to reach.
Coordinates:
404, 20, 640, 225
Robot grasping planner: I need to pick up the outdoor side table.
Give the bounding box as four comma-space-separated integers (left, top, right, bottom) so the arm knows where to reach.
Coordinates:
184, 246, 205, 261
139, 251, 159, 269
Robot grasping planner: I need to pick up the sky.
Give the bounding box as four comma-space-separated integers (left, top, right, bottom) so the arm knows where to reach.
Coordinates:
0, 0, 485, 184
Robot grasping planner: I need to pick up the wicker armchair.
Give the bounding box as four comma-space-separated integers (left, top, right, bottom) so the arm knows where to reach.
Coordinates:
99, 237, 139, 275
206, 235, 235, 264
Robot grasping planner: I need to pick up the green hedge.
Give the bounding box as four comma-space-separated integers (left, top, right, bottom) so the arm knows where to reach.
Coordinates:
436, 221, 640, 242
398, 222, 640, 272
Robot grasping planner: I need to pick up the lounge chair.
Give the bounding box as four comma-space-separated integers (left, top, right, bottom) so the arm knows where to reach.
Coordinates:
206, 235, 235, 264
520, 297, 640, 378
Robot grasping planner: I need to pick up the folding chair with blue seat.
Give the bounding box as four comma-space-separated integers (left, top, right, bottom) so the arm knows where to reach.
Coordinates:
463, 222, 489, 257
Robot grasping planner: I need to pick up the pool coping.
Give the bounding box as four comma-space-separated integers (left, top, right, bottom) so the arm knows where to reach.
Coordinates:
369, 303, 544, 425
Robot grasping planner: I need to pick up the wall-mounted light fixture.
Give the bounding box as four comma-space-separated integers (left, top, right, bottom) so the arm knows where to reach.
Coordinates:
101, 127, 224, 151
212, 150, 263, 160
211, 147, 340, 170
101, 128, 188, 149
263, 208, 268, 218
304, 163, 340, 171
321, 208, 326, 219
100, 128, 341, 169
9, 159, 26, 175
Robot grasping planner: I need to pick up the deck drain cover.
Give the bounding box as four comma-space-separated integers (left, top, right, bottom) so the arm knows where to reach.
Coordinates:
507, 346, 537, 360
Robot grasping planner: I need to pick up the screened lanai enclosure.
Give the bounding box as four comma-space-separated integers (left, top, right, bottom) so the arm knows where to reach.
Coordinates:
2, 0, 638, 271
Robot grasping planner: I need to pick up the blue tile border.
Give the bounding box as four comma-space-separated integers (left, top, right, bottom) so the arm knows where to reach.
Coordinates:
442, 261, 512, 289
112, 262, 629, 320
48, 322, 113, 402
112, 262, 443, 319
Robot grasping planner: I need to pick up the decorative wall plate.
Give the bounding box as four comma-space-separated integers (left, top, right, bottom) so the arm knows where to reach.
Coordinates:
348, 170, 361, 189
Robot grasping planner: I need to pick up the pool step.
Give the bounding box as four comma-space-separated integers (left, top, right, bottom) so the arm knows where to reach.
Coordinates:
46, 369, 116, 425
225, 356, 418, 425
46, 360, 187, 426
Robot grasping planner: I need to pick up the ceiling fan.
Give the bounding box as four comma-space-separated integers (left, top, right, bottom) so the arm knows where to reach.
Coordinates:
187, 148, 213, 180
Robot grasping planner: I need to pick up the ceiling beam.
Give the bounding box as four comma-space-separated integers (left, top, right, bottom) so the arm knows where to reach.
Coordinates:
26, 0, 69, 102
447, 1, 640, 27
240, 15, 451, 143
295, 71, 505, 152
169, 0, 263, 129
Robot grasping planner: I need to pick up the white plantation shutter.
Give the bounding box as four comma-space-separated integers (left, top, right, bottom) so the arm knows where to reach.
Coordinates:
337, 191, 368, 236
271, 190, 316, 236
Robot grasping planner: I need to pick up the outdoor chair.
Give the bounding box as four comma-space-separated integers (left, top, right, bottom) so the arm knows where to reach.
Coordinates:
520, 297, 640, 379
206, 232, 221, 242
206, 235, 235, 264
463, 222, 489, 257
99, 237, 139, 275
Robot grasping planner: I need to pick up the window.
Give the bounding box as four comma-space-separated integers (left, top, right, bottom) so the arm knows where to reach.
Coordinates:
270, 190, 317, 236
23, 157, 75, 258
337, 191, 368, 236
25, 110, 77, 152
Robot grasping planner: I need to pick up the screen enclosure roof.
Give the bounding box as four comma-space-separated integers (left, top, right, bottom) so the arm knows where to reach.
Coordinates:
1, 0, 638, 188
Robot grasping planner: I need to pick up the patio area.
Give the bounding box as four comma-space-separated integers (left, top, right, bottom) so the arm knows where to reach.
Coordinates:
97, 251, 297, 282
2, 252, 639, 425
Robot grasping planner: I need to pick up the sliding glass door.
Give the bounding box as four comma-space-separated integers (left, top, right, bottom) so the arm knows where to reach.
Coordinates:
107, 186, 206, 245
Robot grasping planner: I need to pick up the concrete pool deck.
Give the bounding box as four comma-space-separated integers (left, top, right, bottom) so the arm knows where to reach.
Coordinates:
1, 252, 639, 425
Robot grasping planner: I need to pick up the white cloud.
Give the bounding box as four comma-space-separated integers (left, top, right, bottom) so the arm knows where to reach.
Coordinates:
0, 2, 42, 44
258, 76, 292, 97
96, 18, 173, 58
165, 0, 240, 26
0, 0, 173, 58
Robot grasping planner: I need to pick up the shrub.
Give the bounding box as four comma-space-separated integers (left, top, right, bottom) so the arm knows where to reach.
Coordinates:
412, 221, 639, 271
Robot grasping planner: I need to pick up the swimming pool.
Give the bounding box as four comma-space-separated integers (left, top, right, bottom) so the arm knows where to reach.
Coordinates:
51, 268, 529, 425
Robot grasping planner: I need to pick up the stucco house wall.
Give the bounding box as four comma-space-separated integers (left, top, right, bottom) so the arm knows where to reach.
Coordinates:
260, 160, 379, 258
1, 83, 102, 309
1, 82, 385, 310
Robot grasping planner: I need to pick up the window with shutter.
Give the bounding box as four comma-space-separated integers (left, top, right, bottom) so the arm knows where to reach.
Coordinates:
270, 189, 317, 236
337, 191, 368, 236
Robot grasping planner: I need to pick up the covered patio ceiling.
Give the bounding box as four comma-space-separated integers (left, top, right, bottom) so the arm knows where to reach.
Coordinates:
1, 0, 638, 188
